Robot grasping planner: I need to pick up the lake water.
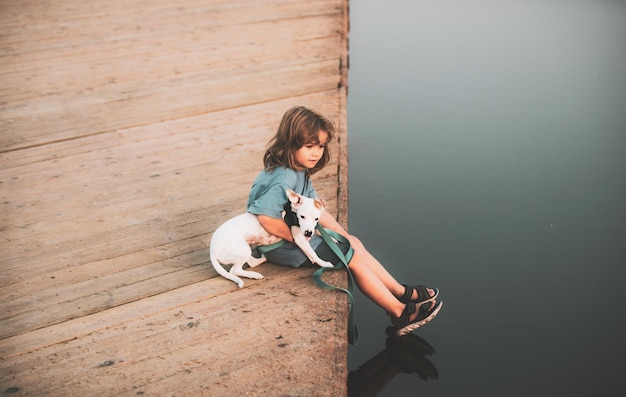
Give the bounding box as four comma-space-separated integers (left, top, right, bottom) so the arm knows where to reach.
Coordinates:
345, 1, 626, 396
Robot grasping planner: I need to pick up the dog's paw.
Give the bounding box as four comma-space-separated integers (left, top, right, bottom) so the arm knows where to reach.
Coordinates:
231, 269, 265, 281
317, 260, 334, 268
248, 272, 265, 280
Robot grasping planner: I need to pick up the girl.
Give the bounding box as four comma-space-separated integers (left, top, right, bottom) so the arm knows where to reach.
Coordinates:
247, 106, 442, 336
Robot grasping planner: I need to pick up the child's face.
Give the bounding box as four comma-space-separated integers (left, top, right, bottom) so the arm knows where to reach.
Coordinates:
294, 130, 328, 170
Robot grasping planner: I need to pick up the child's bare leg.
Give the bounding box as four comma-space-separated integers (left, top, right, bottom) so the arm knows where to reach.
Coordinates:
347, 248, 405, 317
347, 235, 436, 301
348, 249, 434, 322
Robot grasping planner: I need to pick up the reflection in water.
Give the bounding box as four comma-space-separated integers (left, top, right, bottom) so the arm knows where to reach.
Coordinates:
348, 0, 626, 394
348, 329, 438, 397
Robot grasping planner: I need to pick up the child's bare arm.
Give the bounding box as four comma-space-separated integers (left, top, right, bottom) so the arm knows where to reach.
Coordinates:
257, 215, 295, 243
318, 211, 349, 239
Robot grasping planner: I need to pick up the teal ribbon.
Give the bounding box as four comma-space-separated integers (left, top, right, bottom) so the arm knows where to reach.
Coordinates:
255, 239, 287, 255
254, 226, 359, 344
312, 225, 359, 345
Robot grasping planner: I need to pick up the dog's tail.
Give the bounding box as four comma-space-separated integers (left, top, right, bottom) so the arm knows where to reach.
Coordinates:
209, 238, 245, 288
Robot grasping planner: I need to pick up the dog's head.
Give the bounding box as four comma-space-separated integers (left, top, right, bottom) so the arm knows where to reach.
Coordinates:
286, 189, 326, 241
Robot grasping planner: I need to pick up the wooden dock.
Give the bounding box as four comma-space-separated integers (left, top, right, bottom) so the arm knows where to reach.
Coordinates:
0, 0, 350, 395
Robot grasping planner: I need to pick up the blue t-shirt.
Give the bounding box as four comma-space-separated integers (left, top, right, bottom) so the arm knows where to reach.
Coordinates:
247, 166, 317, 219
247, 166, 322, 267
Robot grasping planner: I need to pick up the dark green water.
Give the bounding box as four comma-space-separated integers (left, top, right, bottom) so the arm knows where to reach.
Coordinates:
346, 1, 626, 395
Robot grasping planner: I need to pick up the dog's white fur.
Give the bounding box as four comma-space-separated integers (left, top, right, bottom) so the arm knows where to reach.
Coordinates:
209, 189, 334, 287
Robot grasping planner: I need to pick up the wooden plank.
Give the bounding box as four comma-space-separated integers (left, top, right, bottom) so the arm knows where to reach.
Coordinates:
1, 59, 342, 151
0, 266, 347, 396
1, 1, 344, 151
0, 263, 299, 358
0, 0, 350, 395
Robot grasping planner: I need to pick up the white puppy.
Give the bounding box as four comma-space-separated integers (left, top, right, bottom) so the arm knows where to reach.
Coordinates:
209, 189, 334, 287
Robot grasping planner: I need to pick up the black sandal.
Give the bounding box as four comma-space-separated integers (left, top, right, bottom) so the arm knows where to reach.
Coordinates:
391, 301, 443, 336
399, 284, 439, 305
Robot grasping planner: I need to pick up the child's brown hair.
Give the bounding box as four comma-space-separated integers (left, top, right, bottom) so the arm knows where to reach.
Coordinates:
263, 106, 335, 175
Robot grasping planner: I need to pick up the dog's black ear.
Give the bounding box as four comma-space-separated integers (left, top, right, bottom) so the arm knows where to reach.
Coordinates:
283, 200, 299, 227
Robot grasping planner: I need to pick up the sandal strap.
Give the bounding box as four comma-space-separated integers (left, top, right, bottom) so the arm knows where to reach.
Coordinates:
414, 285, 430, 303
399, 284, 414, 303
391, 302, 416, 328
393, 301, 443, 337
400, 284, 439, 304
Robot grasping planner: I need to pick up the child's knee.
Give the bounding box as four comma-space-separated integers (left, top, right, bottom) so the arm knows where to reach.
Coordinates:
348, 235, 364, 250
347, 248, 363, 270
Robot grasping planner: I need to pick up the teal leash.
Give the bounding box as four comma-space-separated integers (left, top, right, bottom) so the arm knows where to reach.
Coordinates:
255, 239, 287, 255
254, 226, 359, 344
312, 225, 359, 345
